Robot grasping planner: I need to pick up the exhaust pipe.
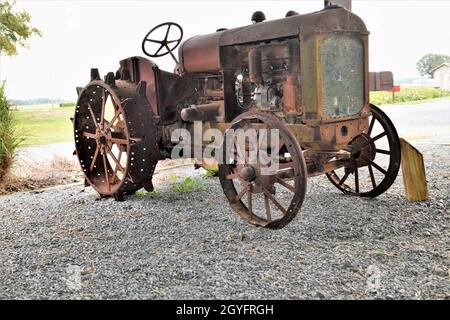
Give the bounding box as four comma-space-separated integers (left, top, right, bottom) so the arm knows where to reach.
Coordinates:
324, 0, 352, 11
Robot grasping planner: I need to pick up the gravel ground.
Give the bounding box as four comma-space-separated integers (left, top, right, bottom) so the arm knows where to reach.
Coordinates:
0, 143, 448, 300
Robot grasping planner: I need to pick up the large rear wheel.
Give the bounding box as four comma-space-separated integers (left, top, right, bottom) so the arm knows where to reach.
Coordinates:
74, 71, 159, 200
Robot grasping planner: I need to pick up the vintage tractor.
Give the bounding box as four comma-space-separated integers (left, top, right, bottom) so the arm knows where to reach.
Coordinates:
73, 5, 401, 229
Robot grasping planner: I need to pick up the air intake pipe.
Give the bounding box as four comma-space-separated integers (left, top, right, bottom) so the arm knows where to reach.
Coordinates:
180, 102, 224, 122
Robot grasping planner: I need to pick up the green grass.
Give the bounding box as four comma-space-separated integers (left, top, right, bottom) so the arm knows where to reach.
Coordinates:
370, 86, 450, 106
172, 177, 206, 193
1, 84, 23, 180
135, 190, 159, 197
13, 105, 74, 146
59, 102, 76, 108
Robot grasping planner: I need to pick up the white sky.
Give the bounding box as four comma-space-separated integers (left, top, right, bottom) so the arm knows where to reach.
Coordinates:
1, 0, 449, 100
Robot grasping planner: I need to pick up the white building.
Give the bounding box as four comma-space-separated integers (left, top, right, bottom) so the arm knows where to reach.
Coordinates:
431, 63, 450, 91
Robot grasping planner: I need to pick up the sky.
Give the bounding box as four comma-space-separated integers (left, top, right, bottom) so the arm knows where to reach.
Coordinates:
1, 0, 449, 100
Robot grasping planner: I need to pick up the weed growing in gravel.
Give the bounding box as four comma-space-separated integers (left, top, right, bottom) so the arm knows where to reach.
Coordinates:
135, 190, 159, 197
202, 169, 218, 179
172, 177, 206, 192
369, 249, 390, 256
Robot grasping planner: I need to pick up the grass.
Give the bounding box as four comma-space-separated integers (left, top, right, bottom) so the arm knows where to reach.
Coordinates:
12, 104, 74, 146
135, 190, 159, 197
172, 176, 206, 192
0, 155, 82, 195
59, 102, 76, 108
0, 84, 23, 180
370, 86, 450, 106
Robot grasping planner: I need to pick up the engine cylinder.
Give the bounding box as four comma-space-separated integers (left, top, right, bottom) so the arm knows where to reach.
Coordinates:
248, 49, 262, 84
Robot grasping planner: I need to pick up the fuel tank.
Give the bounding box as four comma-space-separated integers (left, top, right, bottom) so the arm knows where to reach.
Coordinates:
178, 6, 367, 73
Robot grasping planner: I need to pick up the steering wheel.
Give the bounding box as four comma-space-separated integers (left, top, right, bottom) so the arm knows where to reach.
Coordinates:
142, 22, 183, 58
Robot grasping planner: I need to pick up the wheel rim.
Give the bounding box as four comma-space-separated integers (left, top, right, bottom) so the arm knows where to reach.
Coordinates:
326, 104, 401, 197
142, 22, 183, 58
219, 112, 307, 229
74, 82, 130, 195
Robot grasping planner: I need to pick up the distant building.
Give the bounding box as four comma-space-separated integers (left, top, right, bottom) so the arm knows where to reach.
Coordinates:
431, 63, 450, 91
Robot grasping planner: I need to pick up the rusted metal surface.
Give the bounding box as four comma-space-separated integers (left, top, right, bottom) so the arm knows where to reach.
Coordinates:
218, 111, 307, 229
326, 104, 401, 197
369, 71, 394, 91
180, 102, 224, 122
74, 5, 401, 229
179, 32, 222, 73
74, 73, 160, 200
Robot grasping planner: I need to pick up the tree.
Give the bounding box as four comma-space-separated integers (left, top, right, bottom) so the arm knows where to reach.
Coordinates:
0, 0, 42, 56
0, 1, 41, 181
416, 53, 450, 78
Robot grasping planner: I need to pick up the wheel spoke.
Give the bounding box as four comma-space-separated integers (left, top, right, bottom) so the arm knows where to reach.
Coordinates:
376, 148, 391, 155
100, 89, 107, 129
371, 131, 387, 143
155, 44, 164, 56
87, 103, 99, 128
360, 154, 387, 175
338, 171, 351, 186
111, 149, 123, 183
367, 116, 375, 135
104, 110, 121, 132
110, 137, 129, 145
368, 164, 377, 189
106, 146, 125, 173
275, 176, 295, 192
263, 188, 287, 216
247, 189, 253, 217
235, 185, 248, 201
89, 147, 99, 172
354, 166, 359, 194
82, 132, 97, 139
102, 152, 110, 191
278, 161, 294, 170
264, 194, 272, 222
145, 39, 162, 44
364, 161, 386, 177
164, 24, 171, 40
369, 160, 387, 175
225, 172, 240, 180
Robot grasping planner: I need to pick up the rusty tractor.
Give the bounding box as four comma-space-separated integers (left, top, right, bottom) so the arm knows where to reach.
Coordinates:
73, 5, 401, 229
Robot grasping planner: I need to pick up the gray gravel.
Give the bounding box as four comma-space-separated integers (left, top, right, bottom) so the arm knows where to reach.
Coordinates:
0, 143, 448, 300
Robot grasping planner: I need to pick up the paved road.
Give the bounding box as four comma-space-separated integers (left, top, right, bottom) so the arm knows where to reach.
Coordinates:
381, 99, 450, 144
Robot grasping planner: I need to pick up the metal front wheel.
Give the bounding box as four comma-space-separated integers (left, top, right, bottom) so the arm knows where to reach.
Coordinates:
326, 104, 401, 197
219, 111, 307, 229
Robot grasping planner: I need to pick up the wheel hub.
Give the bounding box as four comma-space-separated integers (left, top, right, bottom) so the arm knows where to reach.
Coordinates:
240, 166, 257, 182
349, 133, 375, 167
98, 135, 107, 146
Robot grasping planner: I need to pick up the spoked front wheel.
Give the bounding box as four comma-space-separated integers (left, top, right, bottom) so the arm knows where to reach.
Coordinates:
219, 111, 307, 229
326, 104, 401, 197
